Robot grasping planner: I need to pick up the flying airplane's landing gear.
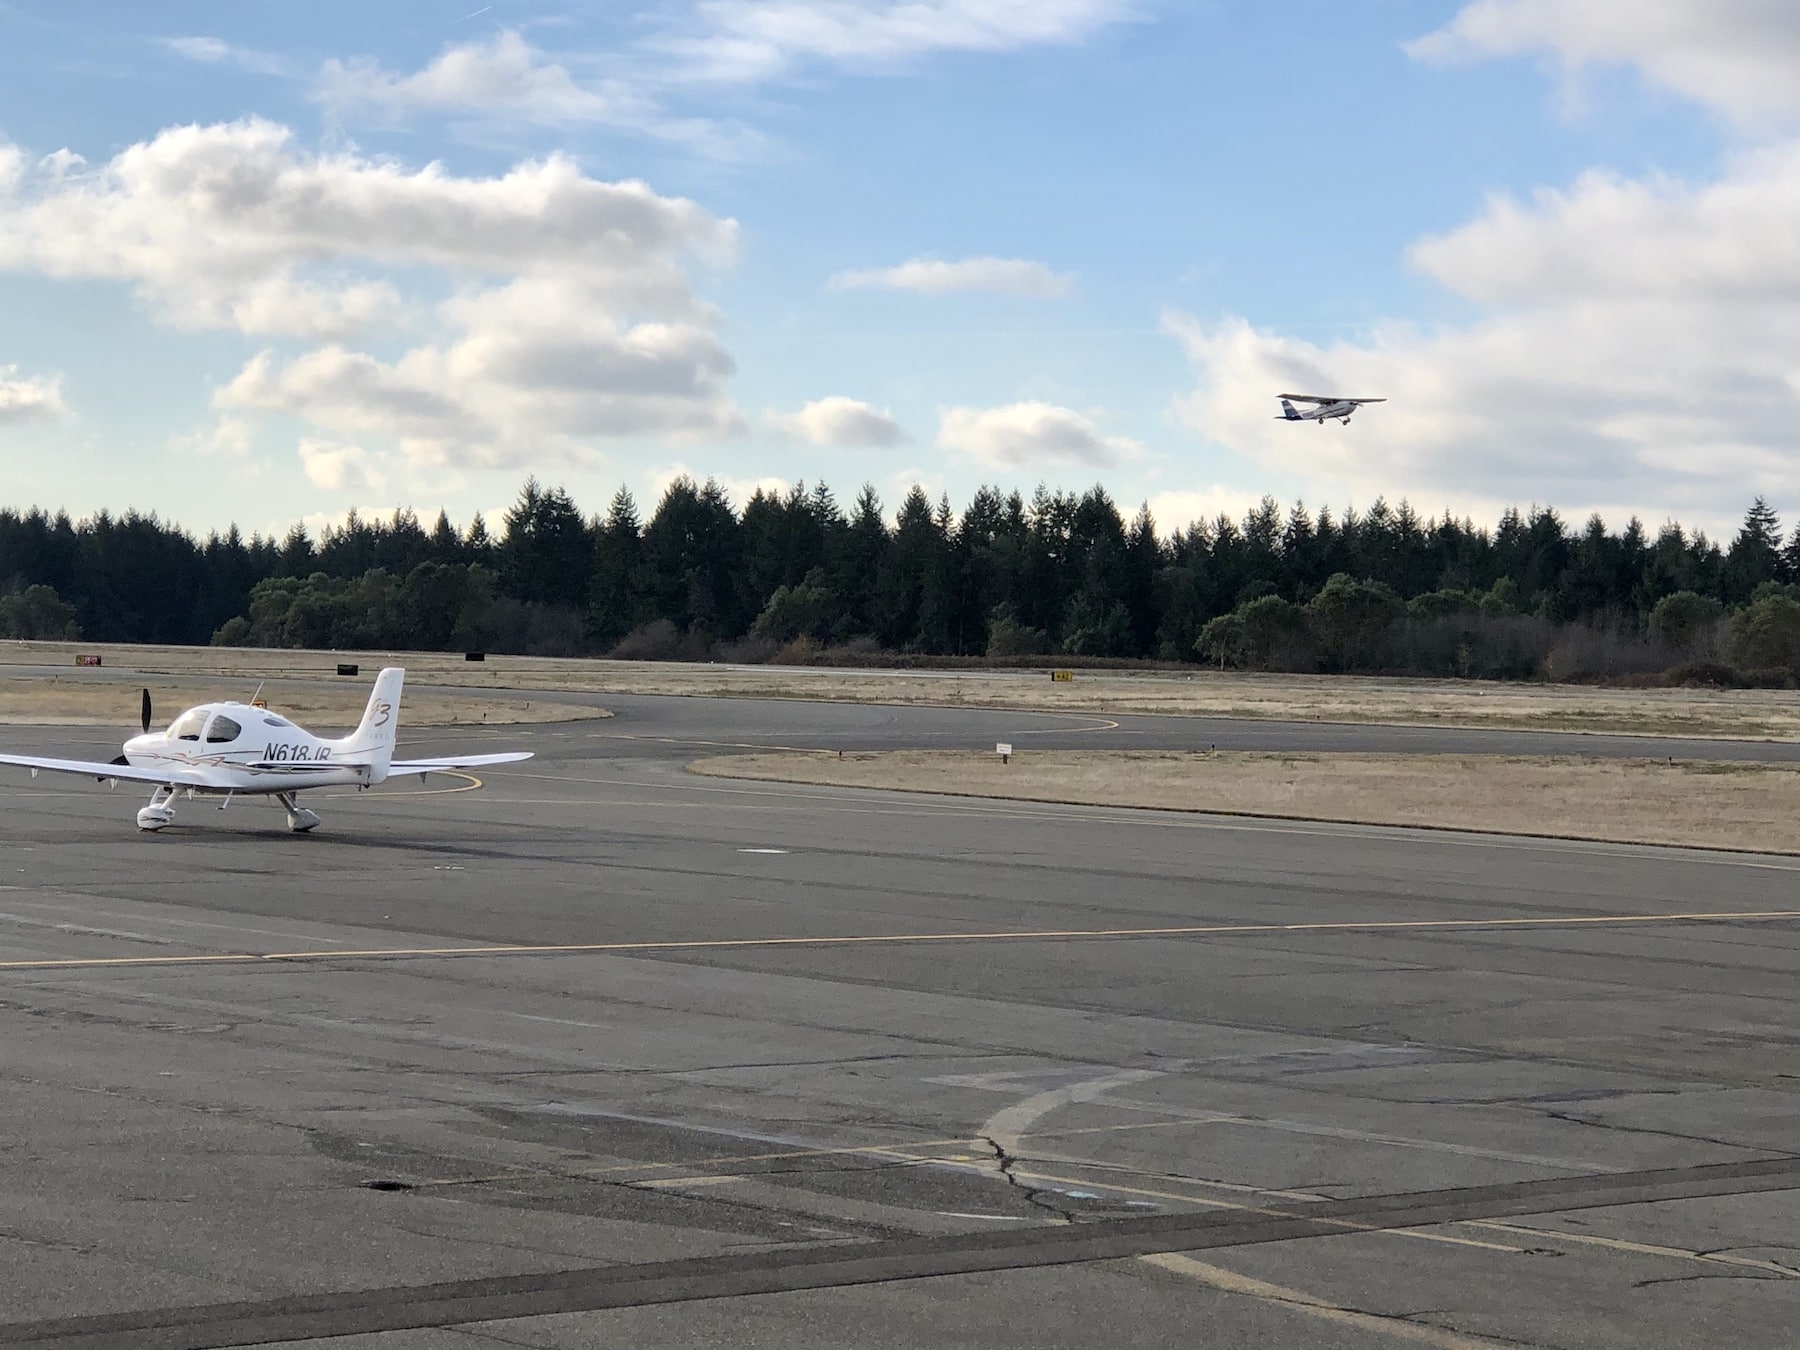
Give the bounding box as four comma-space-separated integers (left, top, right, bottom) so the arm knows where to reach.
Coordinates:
277, 791, 321, 833
137, 785, 177, 832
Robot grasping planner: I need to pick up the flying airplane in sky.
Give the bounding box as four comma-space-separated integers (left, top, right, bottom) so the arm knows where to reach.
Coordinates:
1276, 394, 1387, 425
0, 667, 531, 832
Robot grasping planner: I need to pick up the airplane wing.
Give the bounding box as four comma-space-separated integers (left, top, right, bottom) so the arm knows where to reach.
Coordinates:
1277, 393, 1335, 403
1346, 398, 1387, 404
0, 753, 211, 788
387, 752, 534, 776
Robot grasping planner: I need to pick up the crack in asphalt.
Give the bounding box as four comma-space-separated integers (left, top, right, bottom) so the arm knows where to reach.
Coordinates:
978, 1135, 1080, 1224
1537, 1108, 1800, 1156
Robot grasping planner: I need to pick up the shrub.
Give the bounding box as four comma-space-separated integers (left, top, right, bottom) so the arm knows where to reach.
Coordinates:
611, 619, 710, 661
1648, 591, 1724, 654
1308, 574, 1404, 671
987, 604, 1049, 657
1728, 595, 1800, 674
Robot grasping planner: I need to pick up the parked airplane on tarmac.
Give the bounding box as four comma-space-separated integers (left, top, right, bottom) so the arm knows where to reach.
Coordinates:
1276, 393, 1386, 425
0, 667, 531, 832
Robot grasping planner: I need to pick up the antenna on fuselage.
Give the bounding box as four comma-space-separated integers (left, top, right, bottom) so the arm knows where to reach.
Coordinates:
249, 680, 266, 709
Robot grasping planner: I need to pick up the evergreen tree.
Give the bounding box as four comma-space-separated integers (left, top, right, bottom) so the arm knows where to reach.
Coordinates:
836, 484, 888, 638
639, 476, 746, 636
1121, 504, 1162, 656
501, 479, 592, 610
588, 488, 644, 646
428, 510, 462, 564
464, 512, 496, 567
1725, 496, 1783, 602
278, 523, 315, 576
875, 486, 938, 649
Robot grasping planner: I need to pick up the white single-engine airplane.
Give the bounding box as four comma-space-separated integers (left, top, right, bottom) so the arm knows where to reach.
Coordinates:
0, 667, 531, 833
1276, 393, 1386, 426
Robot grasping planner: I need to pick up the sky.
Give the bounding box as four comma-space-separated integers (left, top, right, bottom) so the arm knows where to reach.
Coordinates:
0, 1, 1794, 543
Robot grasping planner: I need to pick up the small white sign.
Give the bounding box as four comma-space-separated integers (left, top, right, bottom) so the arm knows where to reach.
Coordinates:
995, 743, 1013, 756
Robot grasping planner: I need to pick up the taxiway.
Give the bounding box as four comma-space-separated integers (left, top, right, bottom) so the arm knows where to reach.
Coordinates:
0, 697, 1795, 1348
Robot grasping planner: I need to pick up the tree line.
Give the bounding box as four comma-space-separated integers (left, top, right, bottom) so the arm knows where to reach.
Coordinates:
4, 478, 1800, 682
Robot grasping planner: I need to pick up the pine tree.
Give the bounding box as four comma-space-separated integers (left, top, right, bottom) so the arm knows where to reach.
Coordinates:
428, 510, 462, 564
587, 487, 643, 646
1725, 496, 1783, 601
836, 485, 888, 638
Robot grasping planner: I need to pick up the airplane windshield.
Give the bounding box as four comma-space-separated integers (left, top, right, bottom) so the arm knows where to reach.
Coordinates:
168, 710, 206, 742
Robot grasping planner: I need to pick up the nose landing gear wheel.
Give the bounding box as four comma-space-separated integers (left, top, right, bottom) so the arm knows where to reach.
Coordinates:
137, 785, 177, 831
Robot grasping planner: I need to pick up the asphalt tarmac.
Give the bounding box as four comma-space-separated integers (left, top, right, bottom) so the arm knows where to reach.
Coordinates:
0, 696, 1797, 1349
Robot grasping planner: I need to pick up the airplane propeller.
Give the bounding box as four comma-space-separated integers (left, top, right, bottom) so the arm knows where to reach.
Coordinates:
140, 688, 152, 735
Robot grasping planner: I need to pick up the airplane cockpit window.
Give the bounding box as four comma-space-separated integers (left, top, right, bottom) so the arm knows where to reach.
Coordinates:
205, 715, 242, 744
262, 715, 292, 728
169, 710, 206, 741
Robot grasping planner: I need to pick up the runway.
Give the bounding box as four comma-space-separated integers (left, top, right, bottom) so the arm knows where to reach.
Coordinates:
0, 696, 1797, 1348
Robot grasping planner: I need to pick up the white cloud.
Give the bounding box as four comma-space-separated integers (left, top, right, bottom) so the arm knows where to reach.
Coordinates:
831, 256, 1071, 297
0, 119, 735, 335
0, 144, 24, 194
0, 365, 65, 423
1409, 1, 1800, 125
938, 401, 1140, 468
1361, 3, 1800, 529
0, 119, 744, 468
174, 414, 255, 459
36, 149, 85, 179
316, 31, 767, 157
298, 438, 384, 492
160, 36, 287, 77
665, 0, 1138, 82
1408, 145, 1800, 304
319, 31, 639, 126
219, 289, 742, 467
318, 8, 1136, 153
769, 396, 904, 447
1165, 218, 1800, 532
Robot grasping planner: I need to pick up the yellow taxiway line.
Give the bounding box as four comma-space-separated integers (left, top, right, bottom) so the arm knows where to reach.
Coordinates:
0, 907, 1796, 973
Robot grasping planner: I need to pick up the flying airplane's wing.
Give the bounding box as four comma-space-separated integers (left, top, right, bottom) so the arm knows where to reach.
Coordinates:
0, 753, 210, 787
1278, 394, 1386, 404
387, 752, 534, 775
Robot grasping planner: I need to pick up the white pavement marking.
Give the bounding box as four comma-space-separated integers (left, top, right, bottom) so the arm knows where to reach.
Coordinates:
1099, 1093, 1614, 1174
979, 1067, 1167, 1158
1140, 1252, 1519, 1349
737, 848, 790, 854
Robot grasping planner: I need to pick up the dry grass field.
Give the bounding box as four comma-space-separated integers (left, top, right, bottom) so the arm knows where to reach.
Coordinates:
690, 750, 1800, 853
0, 655, 606, 728
3, 640, 1799, 739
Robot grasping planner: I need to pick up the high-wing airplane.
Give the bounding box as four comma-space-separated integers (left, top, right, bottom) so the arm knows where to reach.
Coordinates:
0, 667, 531, 832
1277, 394, 1386, 425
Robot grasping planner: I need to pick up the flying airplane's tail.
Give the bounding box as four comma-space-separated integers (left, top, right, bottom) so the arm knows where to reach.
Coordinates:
1278, 398, 1303, 421
333, 667, 404, 784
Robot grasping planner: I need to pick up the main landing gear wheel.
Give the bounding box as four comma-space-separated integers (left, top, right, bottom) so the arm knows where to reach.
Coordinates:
277, 791, 321, 833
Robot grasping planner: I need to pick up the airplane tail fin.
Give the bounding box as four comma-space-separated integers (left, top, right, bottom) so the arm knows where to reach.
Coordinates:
1279, 398, 1302, 420
334, 667, 403, 784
